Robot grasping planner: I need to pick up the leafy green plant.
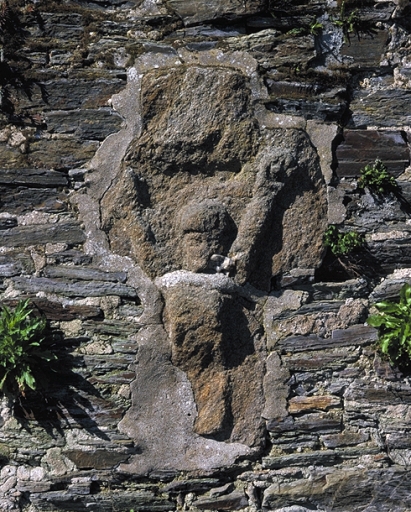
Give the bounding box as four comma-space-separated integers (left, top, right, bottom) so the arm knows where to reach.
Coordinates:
287, 27, 305, 36
332, 1, 361, 41
357, 158, 398, 195
0, 299, 55, 396
286, 18, 323, 37
367, 283, 411, 367
324, 225, 364, 257
309, 20, 323, 35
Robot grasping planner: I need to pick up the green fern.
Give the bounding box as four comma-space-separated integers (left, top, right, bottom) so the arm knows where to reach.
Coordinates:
332, 1, 361, 42
367, 283, 411, 367
0, 299, 55, 395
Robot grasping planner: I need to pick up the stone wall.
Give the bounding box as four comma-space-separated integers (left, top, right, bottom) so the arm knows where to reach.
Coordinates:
0, 0, 411, 510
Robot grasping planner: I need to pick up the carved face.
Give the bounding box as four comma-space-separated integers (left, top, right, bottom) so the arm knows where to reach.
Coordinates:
177, 200, 237, 272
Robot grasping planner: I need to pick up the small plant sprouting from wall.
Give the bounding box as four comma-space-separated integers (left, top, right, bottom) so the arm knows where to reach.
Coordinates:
324, 225, 364, 257
367, 283, 411, 368
310, 19, 323, 35
357, 158, 399, 195
332, 1, 361, 42
0, 299, 55, 396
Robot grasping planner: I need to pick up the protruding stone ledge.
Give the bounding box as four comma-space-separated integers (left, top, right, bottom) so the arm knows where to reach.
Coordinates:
277, 324, 377, 353
267, 412, 342, 435
0, 169, 68, 187
262, 446, 381, 469
0, 223, 86, 247
11, 277, 138, 298
1, 298, 102, 321
193, 490, 248, 511
43, 266, 127, 283
288, 395, 341, 414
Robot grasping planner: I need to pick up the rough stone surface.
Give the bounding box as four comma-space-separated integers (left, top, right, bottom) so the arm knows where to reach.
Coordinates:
101, 65, 328, 291
0, 0, 410, 510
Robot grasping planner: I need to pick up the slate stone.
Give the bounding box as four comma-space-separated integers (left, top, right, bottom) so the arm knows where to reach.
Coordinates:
194, 491, 248, 510
164, 479, 221, 493
341, 30, 388, 68
82, 354, 134, 370
266, 81, 320, 99
166, 0, 264, 25
0, 223, 85, 247
40, 13, 84, 41
46, 249, 92, 266
310, 279, 370, 301
43, 266, 127, 283
265, 98, 346, 122
335, 130, 410, 178
12, 277, 138, 298
277, 325, 376, 353
18, 78, 126, 111
45, 109, 124, 141
0, 187, 69, 214
369, 278, 408, 302
267, 413, 342, 435
345, 383, 411, 405
288, 395, 341, 414
111, 340, 139, 354
367, 239, 411, 271
118, 303, 144, 318
330, 325, 378, 345
296, 300, 344, 316
373, 356, 402, 381
321, 431, 369, 448
0, 168, 67, 187
0, 252, 34, 277
0, 143, 28, 169
89, 367, 136, 386
262, 450, 339, 469
351, 89, 411, 128
29, 299, 102, 321
282, 350, 358, 371
82, 320, 140, 335
269, 35, 316, 66
16, 481, 52, 493
28, 139, 99, 170
63, 450, 129, 470
386, 433, 411, 449
0, 217, 17, 230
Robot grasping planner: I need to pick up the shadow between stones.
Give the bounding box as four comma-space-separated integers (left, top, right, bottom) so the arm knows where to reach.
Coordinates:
14, 331, 111, 442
